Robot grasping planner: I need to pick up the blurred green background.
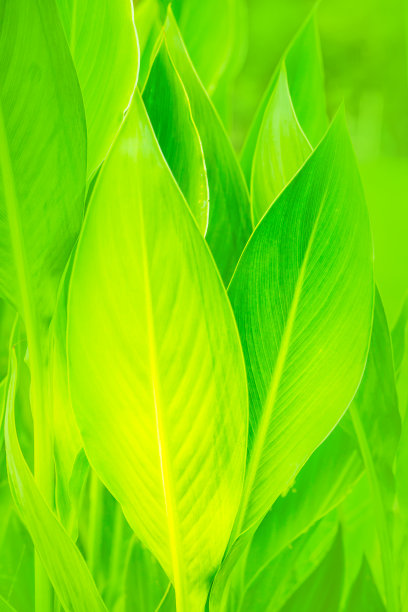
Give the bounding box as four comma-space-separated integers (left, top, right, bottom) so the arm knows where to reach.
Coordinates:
227, 0, 408, 325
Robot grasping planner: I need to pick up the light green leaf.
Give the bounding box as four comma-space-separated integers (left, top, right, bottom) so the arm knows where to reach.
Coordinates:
125, 539, 173, 612
228, 111, 373, 537
67, 90, 248, 611
4, 351, 107, 612
164, 9, 252, 284
279, 528, 344, 612
246, 426, 361, 575
56, 0, 139, 177
344, 557, 386, 612
135, 1, 163, 92
50, 256, 86, 533
250, 64, 312, 225
391, 293, 408, 378
0, 596, 16, 612
0, 0, 86, 333
0, 481, 33, 611
241, 13, 327, 183
143, 37, 209, 234
161, 0, 235, 94
348, 290, 400, 612
239, 513, 338, 612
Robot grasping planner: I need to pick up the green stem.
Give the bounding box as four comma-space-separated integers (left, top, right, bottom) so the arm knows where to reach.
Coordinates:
30, 342, 54, 612
0, 99, 54, 612
350, 405, 399, 612
106, 502, 125, 606
87, 470, 104, 576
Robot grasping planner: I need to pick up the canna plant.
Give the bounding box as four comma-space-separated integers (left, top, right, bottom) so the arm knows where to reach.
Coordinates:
0, 0, 406, 611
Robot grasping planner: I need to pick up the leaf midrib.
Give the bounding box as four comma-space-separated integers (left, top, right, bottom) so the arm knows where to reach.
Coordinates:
232, 184, 330, 539
137, 190, 187, 608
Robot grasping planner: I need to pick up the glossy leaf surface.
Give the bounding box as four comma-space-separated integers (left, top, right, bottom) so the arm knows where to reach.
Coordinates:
67, 91, 248, 611
164, 10, 252, 283
250, 65, 312, 224
0, 0, 86, 331
56, 0, 139, 177
143, 38, 209, 234
229, 112, 373, 535
241, 14, 327, 183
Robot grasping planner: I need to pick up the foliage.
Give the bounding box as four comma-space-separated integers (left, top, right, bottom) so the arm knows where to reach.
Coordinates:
0, 0, 406, 610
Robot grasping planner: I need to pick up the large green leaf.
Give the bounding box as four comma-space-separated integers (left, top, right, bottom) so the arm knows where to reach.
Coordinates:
228, 111, 373, 537
164, 10, 252, 284
4, 351, 107, 612
143, 37, 209, 234
0, 0, 86, 334
241, 13, 327, 183
250, 64, 312, 225
56, 0, 139, 177
67, 90, 248, 611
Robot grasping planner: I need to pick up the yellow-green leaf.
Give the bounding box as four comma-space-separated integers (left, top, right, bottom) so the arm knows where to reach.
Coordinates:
67, 90, 248, 611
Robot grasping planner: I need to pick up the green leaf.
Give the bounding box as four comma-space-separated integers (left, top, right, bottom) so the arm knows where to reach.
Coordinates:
228, 111, 373, 537
246, 426, 361, 575
133, 0, 163, 90
0, 0, 86, 333
344, 557, 386, 612
125, 539, 173, 612
49, 256, 87, 534
250, 64, 312, 225
241, 13, 327, 183
279, 527, 344, 612
0, 596, 17, 612
391, 292, 408, 378
56, 0, 139, 177
164, 9, 252, 284
0, 481, 33, 611
239, 512, 339, 612
4, 351, 107, 612
161, 0, 236, 94
348, 290, 400, 611
67, 90, 248, 611
143, 37, 209, 234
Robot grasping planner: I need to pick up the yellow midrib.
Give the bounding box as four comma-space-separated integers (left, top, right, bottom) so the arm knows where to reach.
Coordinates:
137, 194, 187, 609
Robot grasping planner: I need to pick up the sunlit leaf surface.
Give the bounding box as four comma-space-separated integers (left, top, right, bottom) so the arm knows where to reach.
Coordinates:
67, 91, 248, 611
229, 112, 373, 535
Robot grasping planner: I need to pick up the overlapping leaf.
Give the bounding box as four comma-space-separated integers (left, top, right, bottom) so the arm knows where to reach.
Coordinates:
160, 0, 236, 94
56, 0, 139, 177
4, 351, 107, 612
67, 90, 248, 611
164, 10, 252, 283
143, 38, 209, 234
241, 13, 327, 183
347, 291, 400, 611
250, 65, 312, 224
228, 111, 373, 537
0, 0, 86, 333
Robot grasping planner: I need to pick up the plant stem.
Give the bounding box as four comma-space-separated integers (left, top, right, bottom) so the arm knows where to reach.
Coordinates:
87, 470, 104, 576
106, 502, 125, 606
30, 342, 54, 612
350, 405, 399, 612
